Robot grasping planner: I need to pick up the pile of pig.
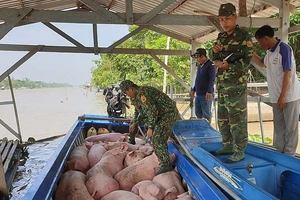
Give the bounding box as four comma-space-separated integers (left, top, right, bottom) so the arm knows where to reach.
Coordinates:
54, 130, 195, 200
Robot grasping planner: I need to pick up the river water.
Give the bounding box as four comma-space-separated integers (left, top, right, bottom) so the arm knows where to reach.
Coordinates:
0, 87, 108, 199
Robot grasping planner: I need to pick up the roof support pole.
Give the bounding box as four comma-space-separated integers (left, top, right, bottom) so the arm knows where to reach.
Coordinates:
126, 0, 133, 25
279, 0, 290, 43
149, 52, 190, 91
0, 8, 32, 40
190, 41, 198, 118
93, 24, 99, 55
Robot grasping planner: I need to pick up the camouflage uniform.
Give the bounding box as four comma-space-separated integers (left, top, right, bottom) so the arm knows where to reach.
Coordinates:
211, 3, 253, 161
128, 98, 147, 144
120, 80, 180, 169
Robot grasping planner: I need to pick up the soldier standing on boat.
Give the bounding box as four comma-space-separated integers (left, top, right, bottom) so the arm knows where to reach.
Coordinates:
211, 3, 253, 163
120, 80, 180, 175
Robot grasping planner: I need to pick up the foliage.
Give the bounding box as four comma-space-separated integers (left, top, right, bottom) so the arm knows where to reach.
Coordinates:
92, 26, 190, 90
0, 77, 72, 89
248, 134, 272, 144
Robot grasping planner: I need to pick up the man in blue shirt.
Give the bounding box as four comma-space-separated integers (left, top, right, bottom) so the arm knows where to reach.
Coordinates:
190, 48, 216, 123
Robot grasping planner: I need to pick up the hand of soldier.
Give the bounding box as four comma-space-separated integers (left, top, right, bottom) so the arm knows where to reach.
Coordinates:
277, 94, 286, 110
213, 40, 223, 53
147, 129, 153, 138
129, 123, 136, 132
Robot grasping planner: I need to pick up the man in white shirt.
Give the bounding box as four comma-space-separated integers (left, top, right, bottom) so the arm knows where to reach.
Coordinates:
252, 25, 300, 156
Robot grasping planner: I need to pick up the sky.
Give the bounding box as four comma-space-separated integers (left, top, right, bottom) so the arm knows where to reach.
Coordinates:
0, 23, 129, 86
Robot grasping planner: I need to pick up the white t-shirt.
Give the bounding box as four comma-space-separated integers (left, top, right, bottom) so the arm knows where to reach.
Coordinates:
263, 40, 300, 103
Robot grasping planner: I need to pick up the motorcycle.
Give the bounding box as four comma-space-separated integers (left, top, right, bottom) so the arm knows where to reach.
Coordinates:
104, 85, 130, 117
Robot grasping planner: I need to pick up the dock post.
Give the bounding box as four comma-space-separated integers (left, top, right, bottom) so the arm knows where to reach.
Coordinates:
0, 156, 8, 198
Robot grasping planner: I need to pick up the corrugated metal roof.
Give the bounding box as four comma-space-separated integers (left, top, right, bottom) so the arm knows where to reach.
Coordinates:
1, 0, 300, 44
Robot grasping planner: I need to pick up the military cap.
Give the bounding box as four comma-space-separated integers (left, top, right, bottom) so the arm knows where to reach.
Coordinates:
218, 3, 236, 16
120, 80, 136, 92
191, 48, 207, 58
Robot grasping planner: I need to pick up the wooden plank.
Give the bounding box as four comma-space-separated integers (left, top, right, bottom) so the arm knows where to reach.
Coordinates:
0, 140, 7, 154
0, 155, 8, 198
1, 140, 13, 162
3, 140, 19, 173
5, 149, 21, 191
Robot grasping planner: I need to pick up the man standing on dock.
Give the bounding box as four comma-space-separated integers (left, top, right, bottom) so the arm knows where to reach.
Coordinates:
211, 3, 253, 163
252, 25, 300, 156
120, 80, 180, 175
190, 48, 216, 124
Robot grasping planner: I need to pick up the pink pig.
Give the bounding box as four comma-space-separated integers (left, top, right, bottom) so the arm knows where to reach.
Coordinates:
88, 143, 107, 167
55, 170, 93, 200
176, 192, 195, 200
115, 153, 175, 191
124, 150, 146, 167
153, 171, 185, 200
85, 133, 129, 143
66, 145, 89, 173
86, 145, 128, 199
100, 190, 142, 200
132, 180, 165, 200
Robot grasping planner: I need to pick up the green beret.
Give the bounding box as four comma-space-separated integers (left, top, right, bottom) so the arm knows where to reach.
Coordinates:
119, 80, 135, 92
218, 3, 236, 16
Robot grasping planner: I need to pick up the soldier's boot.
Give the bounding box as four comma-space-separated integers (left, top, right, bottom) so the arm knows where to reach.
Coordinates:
128, 138, 136, 145
213, 143, 234, 155
155, 164, 174, 176
225, 146, 245, 163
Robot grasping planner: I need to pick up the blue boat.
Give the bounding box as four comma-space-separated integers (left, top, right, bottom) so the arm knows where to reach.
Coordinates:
22, 115, 227, 200
171, 119, 300, 200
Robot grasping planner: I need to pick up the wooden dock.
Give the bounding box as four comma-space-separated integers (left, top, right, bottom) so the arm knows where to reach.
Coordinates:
0, 139, 21, 199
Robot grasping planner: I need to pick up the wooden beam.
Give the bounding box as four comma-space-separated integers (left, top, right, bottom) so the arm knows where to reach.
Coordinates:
0, 8, 32, 40
0, 47, 41, 82
239, 0, 247, 17
261, 0, 296, 13
126, 0, 133, 25
135, 0, 177, 24
144, 25, 192, 44
0, 44, 190, 56
150, 52, 190, 91
107, 26, 144, 52
0, 9, 281, 27
79, 0, 124, 23
289, 24, 300, 34
43, 22, 92, 53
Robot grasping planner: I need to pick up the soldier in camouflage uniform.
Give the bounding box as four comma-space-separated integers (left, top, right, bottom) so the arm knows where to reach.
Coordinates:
120, 80, 180, 175
211, 3, 253, 163
128, 98, 148, 145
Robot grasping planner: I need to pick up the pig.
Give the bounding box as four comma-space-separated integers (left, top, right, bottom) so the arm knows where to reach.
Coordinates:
132, 180, 165, 200
176, 192, 195, 200
86, 145, 128, 199
115, 153, 175, 191
153, 171, 185, 200
124, 151, 147, 167
138, 143, 154, 155
66, 145, 89, 173
100, 190, 142, 200
103, 141, 141, 152
55, 170, 93, 200
88, 143, 107, 167
85, 133, 129, 143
